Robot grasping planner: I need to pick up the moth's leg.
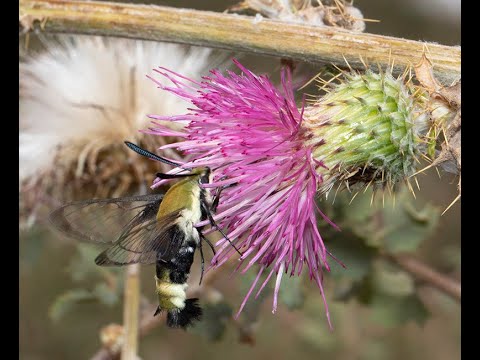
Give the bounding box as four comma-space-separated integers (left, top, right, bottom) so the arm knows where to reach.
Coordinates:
199, 231, 216, 257
198, 238, 205, 285
201, 202, 242, 256
211, 184, 236, 212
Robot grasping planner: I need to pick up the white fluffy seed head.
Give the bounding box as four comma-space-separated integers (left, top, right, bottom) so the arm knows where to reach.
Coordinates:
19, 35, 227, 226
20, 35, 226, 183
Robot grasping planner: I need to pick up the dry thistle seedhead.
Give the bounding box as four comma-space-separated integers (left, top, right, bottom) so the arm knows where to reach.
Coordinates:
19, 35, 222, 228
229, 0, 366, 31
99, 323, 124, 354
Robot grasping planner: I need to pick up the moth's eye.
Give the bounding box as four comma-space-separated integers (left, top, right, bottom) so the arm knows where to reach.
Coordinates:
199, 175, 209, 184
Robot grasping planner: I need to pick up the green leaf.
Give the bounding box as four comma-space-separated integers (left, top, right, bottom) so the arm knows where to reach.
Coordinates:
382, 200, 440, 253
371, 260, 414, 297
333, 277, 373, 303
329, 190, 384, 248
333, 188, 440, 253
49, 289, 96, 321
191, 301, 232, 341
298, 299, 344, 351
326, 233, 377, 281
279, 274, 305, 310
369, 293, 430, 328
351, 274, 375, 304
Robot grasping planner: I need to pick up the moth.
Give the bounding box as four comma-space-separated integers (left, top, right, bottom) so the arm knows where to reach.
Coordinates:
50, 142, 240, 328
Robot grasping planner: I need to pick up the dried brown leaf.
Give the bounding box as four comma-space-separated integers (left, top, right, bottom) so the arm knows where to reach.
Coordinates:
414, 54, 442, 93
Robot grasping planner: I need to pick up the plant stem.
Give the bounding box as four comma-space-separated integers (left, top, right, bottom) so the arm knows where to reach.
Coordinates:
386, 253, 461, 302
90, 263, 226, 360
121, 264, 140, 360
19, 0, 460, 86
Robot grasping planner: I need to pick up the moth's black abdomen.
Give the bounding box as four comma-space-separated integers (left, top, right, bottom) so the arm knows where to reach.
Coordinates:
166, 298, 202, 328
168, 241, 196, 283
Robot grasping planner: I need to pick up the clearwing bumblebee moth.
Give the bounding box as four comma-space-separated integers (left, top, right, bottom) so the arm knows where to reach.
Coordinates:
50, 141, 241, 328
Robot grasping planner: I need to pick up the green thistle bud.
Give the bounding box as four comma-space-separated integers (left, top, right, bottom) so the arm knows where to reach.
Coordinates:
303, 70, 430, 194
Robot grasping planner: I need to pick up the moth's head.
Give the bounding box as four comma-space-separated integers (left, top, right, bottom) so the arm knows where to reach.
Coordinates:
192, 167, 211, 185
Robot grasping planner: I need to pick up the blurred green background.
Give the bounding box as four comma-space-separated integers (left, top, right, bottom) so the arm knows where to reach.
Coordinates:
19, 1, 460, 359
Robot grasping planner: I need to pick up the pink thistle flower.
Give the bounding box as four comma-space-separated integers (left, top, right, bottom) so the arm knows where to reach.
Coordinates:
145, 59, 339, 328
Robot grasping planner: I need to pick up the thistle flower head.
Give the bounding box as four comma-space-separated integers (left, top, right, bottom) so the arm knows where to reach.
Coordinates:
146, 60, 432, 328
146, 60, 337, 326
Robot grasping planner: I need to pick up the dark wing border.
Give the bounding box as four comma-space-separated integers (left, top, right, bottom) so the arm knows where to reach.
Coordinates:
94, 209, 186, 266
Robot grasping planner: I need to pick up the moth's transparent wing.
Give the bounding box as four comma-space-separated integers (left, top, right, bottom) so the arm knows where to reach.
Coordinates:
50, 194, 187, 266
49, 194, 164, 245
94, 209, 185, 266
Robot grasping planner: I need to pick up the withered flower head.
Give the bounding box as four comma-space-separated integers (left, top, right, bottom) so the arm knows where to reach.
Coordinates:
20, 36, 222, 227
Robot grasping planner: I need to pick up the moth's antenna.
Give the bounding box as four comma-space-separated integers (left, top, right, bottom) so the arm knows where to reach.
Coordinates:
124, 141, 186, 169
